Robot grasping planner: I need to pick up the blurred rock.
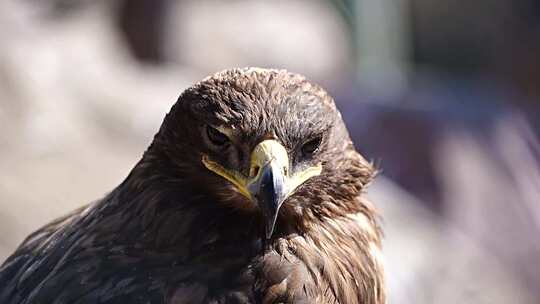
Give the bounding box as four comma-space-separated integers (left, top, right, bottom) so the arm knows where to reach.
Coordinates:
165, 0, 352, 86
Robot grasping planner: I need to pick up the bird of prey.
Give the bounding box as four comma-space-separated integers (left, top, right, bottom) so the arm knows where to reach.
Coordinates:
0, 68, 385, 304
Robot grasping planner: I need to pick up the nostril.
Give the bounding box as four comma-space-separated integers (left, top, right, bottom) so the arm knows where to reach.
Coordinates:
250, 165, 260, 177
283, 166, 288, 176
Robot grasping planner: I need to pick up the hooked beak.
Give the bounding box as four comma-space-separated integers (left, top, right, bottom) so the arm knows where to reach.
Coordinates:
202, 139, 322, 239
246, 140, 289, 239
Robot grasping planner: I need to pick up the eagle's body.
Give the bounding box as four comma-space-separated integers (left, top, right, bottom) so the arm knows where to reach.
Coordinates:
0, 68, 385, 304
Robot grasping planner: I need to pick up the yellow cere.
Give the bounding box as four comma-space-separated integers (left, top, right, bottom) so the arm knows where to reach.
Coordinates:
202, 139, 322, 202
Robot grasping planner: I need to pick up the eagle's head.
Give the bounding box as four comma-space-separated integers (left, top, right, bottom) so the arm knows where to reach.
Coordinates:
149, 68, 375, 239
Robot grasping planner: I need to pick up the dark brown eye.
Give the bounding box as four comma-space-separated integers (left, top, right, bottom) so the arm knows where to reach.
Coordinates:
301, 136, 322, 156
206, 125, 230, 146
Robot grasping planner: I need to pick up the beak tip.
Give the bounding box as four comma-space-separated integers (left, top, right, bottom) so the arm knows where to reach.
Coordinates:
264, 211, 279, 239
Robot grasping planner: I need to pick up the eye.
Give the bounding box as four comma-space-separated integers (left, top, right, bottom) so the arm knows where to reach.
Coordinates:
206, 125, 230, 146
301, 136, 322, 156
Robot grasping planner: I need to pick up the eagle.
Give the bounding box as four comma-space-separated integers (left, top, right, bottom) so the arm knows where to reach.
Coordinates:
0, 68, 385, 304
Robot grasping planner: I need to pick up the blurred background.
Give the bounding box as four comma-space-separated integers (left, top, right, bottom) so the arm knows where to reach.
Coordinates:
0, 0, 539, 302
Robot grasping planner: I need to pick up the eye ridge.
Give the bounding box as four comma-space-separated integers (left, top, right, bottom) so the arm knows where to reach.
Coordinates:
301, 136, 323, 156
206, 125, 230, 146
